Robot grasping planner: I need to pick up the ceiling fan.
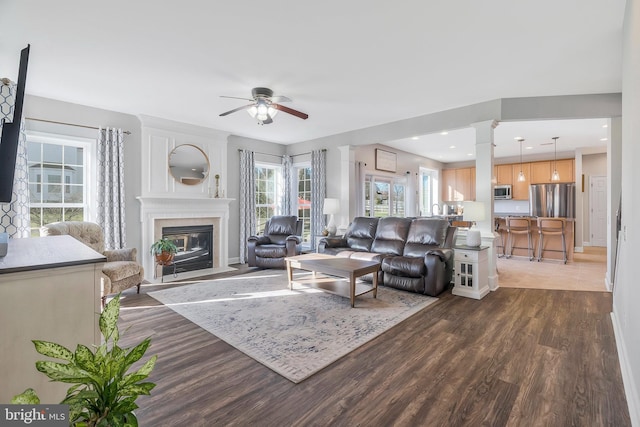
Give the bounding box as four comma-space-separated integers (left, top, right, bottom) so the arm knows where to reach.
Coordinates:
219, 87, 309, 125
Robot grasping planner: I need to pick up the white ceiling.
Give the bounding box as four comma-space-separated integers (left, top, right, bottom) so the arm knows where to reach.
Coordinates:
0, 1, 625, 162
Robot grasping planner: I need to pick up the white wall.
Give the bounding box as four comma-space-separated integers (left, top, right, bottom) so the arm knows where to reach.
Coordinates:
24, 95, 143, 258
613, 0, 640, 424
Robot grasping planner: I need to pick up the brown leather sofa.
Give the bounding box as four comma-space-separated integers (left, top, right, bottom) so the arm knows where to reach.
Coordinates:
318, 216, 456, 296
247, 215, 303, 269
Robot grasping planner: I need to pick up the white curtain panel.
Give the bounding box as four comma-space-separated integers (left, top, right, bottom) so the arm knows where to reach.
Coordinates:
281, 154, 293, 216
0, 119, 30, 238
239, 149, 256, 264
96, 127, 126, 250
310, 149, 326, 249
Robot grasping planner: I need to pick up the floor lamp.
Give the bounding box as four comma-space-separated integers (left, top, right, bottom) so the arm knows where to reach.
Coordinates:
323, 198, 340, 236
463, 201, 485, 247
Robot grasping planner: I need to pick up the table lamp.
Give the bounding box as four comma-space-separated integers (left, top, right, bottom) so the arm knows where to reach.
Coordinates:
463, 201, 485, 247
323, 198, 340, 236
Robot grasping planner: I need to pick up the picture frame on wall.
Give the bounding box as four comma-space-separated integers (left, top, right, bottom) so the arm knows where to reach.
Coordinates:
375, 148, 397, 173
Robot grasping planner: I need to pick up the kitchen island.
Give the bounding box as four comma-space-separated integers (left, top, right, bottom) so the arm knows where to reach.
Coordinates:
495, 216, 574, 262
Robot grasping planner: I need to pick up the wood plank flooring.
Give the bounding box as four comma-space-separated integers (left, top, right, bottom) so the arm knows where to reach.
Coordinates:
117, 267, 630, 426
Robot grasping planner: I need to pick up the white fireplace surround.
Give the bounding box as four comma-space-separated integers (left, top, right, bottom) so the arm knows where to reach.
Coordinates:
137, 196, 234, 282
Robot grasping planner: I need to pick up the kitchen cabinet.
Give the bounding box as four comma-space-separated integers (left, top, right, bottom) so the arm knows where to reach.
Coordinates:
495, 164, 513, 185
442, 167, 474, 202
511, 162, 531, 200
553, 159, 574, 182
531, 161, 551, 184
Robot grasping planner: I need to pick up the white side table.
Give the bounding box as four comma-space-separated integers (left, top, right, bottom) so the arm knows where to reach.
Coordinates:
452, 245, 490, 300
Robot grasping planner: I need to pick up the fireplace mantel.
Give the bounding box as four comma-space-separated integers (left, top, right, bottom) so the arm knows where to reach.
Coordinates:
137, 196, 234, 282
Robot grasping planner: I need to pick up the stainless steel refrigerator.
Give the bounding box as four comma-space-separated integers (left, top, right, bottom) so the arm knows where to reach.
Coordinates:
529, 183, 576, 218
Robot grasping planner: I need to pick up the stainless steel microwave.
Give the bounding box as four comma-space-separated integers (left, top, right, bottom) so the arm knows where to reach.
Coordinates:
494, 184, 512, 199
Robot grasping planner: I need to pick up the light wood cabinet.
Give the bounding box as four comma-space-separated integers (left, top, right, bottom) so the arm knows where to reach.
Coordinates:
553, 159, 574, 182
455, 168, 471, 201
441, 167, 474, 202
511, 162, 531, 200
442, 169, 456, 201
495, 164, 513, 185
531, 161, 551, 184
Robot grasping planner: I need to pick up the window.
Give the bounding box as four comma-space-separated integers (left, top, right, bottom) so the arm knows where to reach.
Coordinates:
254, 163, 282, 234
295, 164, 312, 244
27, 133, 93, 237
419, 168, 439, 216
363, 175, 406, 217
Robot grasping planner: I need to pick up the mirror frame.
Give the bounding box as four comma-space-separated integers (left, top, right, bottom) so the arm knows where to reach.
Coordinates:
168, 144, 210, 186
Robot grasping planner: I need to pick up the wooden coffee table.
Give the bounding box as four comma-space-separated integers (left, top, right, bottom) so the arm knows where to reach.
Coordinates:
285, 253, 380, 307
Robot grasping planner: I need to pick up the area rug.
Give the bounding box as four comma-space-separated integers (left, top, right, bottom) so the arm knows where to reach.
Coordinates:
148, 270, 438, 383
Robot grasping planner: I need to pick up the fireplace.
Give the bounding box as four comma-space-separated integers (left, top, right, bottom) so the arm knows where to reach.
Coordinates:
161, 225, 213, 275
137, 196, 234, 282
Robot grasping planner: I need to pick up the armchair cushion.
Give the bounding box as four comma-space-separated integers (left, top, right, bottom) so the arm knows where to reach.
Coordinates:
247, 215, 303, 269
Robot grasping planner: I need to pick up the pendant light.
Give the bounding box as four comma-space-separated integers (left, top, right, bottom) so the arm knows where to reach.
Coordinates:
516, 137, 526, 182
551, 136, 560, 181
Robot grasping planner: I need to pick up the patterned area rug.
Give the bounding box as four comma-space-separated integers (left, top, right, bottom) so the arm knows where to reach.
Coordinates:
148, 270, 438, 383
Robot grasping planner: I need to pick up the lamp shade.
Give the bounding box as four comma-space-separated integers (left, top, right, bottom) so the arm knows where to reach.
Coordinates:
462, 201, 485, 222
323, 198, 340, 215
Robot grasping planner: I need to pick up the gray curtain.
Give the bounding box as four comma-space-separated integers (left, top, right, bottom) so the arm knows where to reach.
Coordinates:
0, 119, 30, 238
239, 149, 256, 264
355, 160, 365, 216
310, 149, 326, 249
281, 154, 293, 215
96, 127, 126, 250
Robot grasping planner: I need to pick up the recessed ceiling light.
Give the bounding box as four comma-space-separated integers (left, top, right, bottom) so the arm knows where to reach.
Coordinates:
600, 138, 608, 141
602, 124, 608, 128
525, 146, 533, 150
440, 131, 449, 135
411, 136, 419, 140
467, 153, 473, 156
449, 145, 456, 149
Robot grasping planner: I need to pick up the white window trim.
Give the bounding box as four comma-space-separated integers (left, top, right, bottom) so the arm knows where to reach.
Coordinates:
26, 131, 95, 221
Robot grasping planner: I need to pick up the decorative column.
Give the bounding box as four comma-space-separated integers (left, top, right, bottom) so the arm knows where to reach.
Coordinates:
471, 120, 499, 291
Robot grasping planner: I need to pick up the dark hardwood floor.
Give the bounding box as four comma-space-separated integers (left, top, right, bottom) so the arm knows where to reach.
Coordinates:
117, 267, 631, 426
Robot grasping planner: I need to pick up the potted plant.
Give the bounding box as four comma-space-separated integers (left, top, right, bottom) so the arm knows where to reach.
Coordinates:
150, 237, 177, 264
12, 295, 157, 426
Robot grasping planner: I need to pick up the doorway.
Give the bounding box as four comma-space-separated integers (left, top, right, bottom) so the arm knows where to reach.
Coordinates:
589, 175, 607, 247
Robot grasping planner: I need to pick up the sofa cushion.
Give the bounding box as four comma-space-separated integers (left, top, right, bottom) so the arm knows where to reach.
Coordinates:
345, 217, 379, 251
403, 218, 449, 257
382, 256, 426, 278
370, 217, 412, 255
266, 216, 297, 236
254, 244, 289, 258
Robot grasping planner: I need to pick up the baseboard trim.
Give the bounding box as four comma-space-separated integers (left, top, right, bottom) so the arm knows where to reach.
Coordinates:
611, 311, 640, 426
229, 256, 241, 265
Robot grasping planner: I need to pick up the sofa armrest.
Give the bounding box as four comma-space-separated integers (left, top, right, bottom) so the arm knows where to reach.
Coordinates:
286, 235, 302, 244
319, 237, 347, 248
104, 248, 137, 262
248, 235, 270, 245
425, 248, 453, 263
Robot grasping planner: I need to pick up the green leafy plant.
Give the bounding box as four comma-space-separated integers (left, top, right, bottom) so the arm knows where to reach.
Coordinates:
12, 295, 157, 427
149, 237, 178, 256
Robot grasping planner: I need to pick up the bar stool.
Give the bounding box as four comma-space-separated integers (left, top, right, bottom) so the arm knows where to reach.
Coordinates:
505, 217, 534, 261
537, 217, 567, 264
495, 218, 505, 258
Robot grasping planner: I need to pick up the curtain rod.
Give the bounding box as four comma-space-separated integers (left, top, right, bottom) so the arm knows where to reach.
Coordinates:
25, 117, 132, 135
238, 148, 325, 157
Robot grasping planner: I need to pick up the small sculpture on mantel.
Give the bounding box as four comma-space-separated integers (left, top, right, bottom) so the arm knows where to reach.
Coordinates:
215, 174, 220, 198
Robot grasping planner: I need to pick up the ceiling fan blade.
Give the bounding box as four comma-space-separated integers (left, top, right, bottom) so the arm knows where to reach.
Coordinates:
219, 104, 253, 117
270, 95, 291, 103
271, 103, 309, 120
220, 95, 254, 101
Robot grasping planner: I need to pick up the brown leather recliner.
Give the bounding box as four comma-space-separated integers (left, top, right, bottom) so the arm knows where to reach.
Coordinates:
247, 216, 303, 269
382, 218, 456, 296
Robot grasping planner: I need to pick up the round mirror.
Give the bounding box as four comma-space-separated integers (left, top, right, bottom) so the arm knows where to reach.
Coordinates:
168, 144, 210, 185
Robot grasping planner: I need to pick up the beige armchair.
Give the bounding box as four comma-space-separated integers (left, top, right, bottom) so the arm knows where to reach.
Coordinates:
40, 221, 144, 305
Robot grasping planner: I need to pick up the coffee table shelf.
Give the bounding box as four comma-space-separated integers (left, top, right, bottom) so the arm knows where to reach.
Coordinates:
285, 253, 380, 307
